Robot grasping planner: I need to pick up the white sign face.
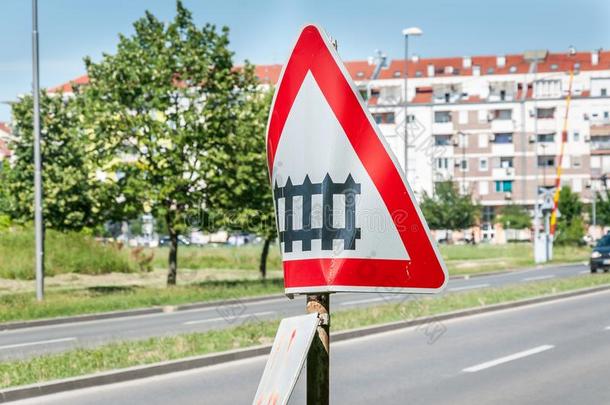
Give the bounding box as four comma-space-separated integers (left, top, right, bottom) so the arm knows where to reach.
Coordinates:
253, 314, 319, 405
266, 24, 447, 294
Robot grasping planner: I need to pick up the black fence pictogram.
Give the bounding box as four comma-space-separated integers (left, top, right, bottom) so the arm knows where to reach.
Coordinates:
274, 174, 361, 253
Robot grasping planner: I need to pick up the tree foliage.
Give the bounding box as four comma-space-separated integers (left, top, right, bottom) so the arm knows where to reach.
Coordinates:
555, 185, 585, 245
496, 204, 531, 229
82, 1, 261, 284
6, 92, 113, 231
420, 182, 478, 230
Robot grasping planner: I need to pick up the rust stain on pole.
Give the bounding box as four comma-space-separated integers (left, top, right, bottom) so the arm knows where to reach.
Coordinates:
306, 293, 330, 405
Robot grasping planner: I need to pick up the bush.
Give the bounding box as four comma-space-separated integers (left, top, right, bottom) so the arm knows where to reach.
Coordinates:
0, 228, 135, 279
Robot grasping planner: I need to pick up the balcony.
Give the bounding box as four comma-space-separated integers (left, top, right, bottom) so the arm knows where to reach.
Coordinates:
491, 142, 514, 156
492, 167, 516, 179
536, 118, 557, 133
591, 135, 610, 153
491, 119, 514, 133
432, 121, 453, 135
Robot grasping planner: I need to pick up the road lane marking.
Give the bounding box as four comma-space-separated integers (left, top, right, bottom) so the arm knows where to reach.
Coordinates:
522, 275, 555, 282
183, 311, 275, 325
448, 284, 490, 292
463, 345, 555, 373
0, 337, 76, 350
579, 270, 590, 274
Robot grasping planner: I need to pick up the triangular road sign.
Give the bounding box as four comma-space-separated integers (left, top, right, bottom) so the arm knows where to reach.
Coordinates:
267, 24, 447, 295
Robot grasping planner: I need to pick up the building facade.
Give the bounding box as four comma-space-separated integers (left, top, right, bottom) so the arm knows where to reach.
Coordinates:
51, 49, 610, 226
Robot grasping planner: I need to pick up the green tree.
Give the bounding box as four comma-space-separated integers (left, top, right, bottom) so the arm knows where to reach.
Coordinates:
592, 187, 610, 226
209, 90, 276, 279
420, 182, 478, 230
555, 185, 585, 245
496, 204, 531, 229
83, 1, 259, 285
6, 92, 112, 231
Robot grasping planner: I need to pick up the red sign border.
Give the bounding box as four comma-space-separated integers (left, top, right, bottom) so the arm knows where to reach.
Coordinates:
267, 24, 448, 294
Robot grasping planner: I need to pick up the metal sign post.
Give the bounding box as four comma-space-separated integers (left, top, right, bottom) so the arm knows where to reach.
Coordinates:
306, 294, 330, 405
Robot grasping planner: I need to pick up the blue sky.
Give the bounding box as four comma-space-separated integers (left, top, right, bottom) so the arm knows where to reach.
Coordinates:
1, 0, 608, 121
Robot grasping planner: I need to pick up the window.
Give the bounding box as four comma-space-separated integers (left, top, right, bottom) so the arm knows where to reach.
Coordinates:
572, 156, 582, 168
494, 133, 513, 144
436, 158, 449, 170
487, 67, 494, 74
537, 133, 555, 143
356, 71, 365, 78
434, 134, 452, 146
500, 90, 506, 101
537, 156, 555, 168
478, 133, 489, 148
458, 158, 468, 172
393, 71, 401, 78
458, 133, 469, 147
494, 109, 512, 120
415, 71, 423, 77
509, 66, 517, 73
479, 157, 489, 171
602, 88, 607, 97
495, 180, 513, 192
573, 131, 580, 142
550, 63, 558, 70
479, 181, 489, 195
536, 107, 555, 119
434, 111, 452, 123
372, 112, 395, 124
406, 114, 416, 123
499, 157, 514, 168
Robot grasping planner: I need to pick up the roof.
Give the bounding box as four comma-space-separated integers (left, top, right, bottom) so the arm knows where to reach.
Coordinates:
49, 49, 610, 93
0, 122, 10, 135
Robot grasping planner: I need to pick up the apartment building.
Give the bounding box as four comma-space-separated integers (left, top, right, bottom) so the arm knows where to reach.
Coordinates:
50, 49, 610, 223
254, 50, 610, 224
0, 122, 12, 161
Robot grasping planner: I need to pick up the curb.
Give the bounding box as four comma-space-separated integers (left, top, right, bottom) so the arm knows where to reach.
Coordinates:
0, 262, 585, 331
0, 293, 285, 332
1, 283, 607, 403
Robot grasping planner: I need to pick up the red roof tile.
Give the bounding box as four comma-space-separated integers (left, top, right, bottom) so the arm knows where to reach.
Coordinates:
0, 122, 10, 135
49, 50, 610, 93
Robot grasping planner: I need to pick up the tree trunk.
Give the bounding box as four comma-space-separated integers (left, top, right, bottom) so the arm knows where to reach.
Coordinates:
259, 237, 271, 280
166, 212, 178, 286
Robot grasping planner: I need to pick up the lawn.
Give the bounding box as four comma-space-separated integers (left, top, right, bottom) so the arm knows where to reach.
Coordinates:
0, 228, 135, 280
440, 243, 589, 276
0, 278, 285, 323
1, 273, 609, 389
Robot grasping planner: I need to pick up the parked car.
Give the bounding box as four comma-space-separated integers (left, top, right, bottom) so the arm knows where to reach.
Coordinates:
158, 235, 191, 247
589, 233, 610, 273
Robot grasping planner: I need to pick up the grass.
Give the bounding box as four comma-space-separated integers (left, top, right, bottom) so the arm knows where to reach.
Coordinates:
0, 228, 135, 279
150, 244, 282, 271
1, 273, 609, 389
0, 279, 284, 323
440, 243, 589, 276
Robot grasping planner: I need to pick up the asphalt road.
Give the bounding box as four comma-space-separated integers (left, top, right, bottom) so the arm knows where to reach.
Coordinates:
0, 263, 590, 361
12, 286, 610, 405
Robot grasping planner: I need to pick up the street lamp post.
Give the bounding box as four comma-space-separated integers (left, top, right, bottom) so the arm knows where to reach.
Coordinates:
32, 0, 44, 301
401, 27, 422, 180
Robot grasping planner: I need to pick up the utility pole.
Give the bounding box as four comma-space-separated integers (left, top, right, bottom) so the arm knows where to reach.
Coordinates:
32, 0, 44, 301
401, 27, 422, 180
